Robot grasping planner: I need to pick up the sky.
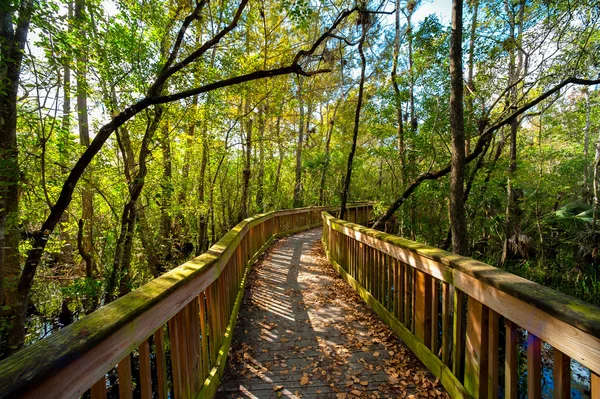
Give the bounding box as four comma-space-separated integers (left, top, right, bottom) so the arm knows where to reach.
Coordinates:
413, 0, 452, 24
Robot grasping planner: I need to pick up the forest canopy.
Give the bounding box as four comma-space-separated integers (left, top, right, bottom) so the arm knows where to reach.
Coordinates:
1, 0, 599, 359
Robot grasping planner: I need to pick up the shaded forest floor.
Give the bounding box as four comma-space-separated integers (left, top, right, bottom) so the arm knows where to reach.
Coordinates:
217, 229, 448, 399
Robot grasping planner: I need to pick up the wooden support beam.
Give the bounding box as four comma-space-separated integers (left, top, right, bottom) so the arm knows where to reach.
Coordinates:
154, 326, 168, 399
441, 282, 451, 366
553, 349, 570, 399
431, 278, 439, 354
138, 339, 152, 399
452, 289, 464, 381
464, 297, 489, 398
527, 333, 542, 399
117, 354, 132, 399
488, 310, 499, 398
414, 269, 432, 348
592, 372, 600, 399
505, 320, 519, 399
90, 377, 106, 399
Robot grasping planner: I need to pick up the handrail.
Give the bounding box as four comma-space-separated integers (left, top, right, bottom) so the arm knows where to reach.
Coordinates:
322, 211, 600, 399
0, 204, 372, 399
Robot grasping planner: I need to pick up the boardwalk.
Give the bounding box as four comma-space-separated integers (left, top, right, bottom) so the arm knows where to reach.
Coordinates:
217, 229, 448, 399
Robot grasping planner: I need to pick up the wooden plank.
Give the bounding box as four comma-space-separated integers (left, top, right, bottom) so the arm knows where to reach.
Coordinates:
393, 258, 399, 319
553, 349, 570, 399
404, 265, 410, 328
398, 260, 404, 322
505, 320, 519, 399
199, 293, 209, 378
464, 297, 489, 398
527, 333, 542, 399
453, 289, 464, 381
432, 278, 439, 354
187, 299, 202, 396
90, 377, 106, 399
117, 354, 132, 399
442, 282, 451, 366
487, 310, 499, 399
390, 254, 396, 313
138, 339, 152, 399
414, 269, 432, 348
592, 372, 600, 399
154, 326, 168, 399
168, 313, 184, 399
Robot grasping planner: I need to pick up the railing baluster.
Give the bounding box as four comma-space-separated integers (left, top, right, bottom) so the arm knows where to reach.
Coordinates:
553, 348, 570, 399
393, 258, 399, 318
431, 278, 439, 354
404, 263, 410, 328
117, 354, 133, 399
465, 297, 489, 398
154, 326, 168, 399
442, 282, 451, 366
527, 332, 542, 399
168, 310, 185, 399
592, 372, 600, 399
188, 299, 202, 395
138, 339, 152, 399
453, 289, 464, 381
505, 320, 519, 399
199, 293, 209, 381
415, 269, 432, 348
90, 376, 106, 399
488, 310, 499, 398
390, 254, 395, 312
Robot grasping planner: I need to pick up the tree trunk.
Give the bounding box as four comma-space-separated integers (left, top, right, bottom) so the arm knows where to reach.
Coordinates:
392, 0, 406, 185
501, 0, 525, 264
0, 0, 33, 357
255, 104, 266, 212
106, 107, 163, 302
584, 88, 591, 196
465, 0, 478, 156
340, 21, 367, 220
160, 123, 172, 264
449, 0, 468, 255
196, 129, 209, 255
240, 100, 252, 220
293, 78, 305, 208
405, 5, 417, 132
75, 0, 94, 277
274, 110, 284, 204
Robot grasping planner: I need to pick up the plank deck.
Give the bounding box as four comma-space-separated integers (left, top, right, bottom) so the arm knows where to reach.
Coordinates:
217, 229, 448, 399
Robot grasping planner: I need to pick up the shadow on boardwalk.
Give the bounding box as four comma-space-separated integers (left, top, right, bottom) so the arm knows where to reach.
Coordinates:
217, 229, 448, 399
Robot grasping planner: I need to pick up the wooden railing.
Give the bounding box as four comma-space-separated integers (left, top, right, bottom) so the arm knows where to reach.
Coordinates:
322, 212, 600, 399
0, 204, 371, 399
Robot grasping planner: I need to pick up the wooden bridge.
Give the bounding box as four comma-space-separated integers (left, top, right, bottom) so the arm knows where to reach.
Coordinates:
0, 204, 599, 398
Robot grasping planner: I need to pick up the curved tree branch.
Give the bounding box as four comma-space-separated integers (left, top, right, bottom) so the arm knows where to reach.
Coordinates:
372, 76, 600, 230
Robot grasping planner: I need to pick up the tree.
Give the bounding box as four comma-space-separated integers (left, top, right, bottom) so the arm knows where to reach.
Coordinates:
449, 0, 468, 255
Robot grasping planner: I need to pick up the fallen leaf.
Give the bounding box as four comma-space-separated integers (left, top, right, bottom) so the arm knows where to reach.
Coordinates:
373, 351, 380, 357
273, 385, 283, 391
300, 375, 309, 386
360, 380, 369, 386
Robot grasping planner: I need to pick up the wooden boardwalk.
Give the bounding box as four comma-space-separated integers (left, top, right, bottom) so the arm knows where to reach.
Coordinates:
217, 229, 448, 399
